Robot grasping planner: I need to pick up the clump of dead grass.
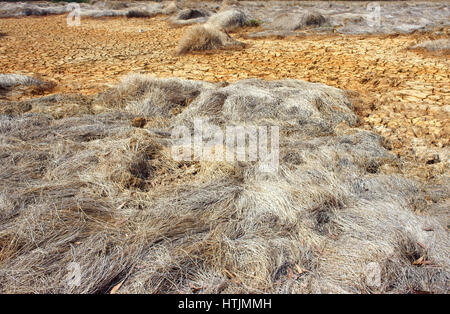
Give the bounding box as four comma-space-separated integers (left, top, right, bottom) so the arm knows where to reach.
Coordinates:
97, 74, 212, 117
207, 8, 249, 32
409, 39, 450, 52
176, 24, 245, 55
170, 8, 210, 26
0, 75, 448, 294
126, 9, 156, 19
0, 74, 55, 100
162, 1, 179, 15
267, 11, 327, 31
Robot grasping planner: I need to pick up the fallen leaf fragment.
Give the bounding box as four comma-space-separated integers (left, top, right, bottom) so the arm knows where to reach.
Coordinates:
110, 280, 124, 294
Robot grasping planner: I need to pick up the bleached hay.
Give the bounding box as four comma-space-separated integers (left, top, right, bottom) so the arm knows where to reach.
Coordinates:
409, 39, 450, 52
0, 74, 55, 98
206, 9, 249, 31
176, 24, 244, 55
266, 11, 327, 31
0, 76, 448, 293
170, 8, 210, 26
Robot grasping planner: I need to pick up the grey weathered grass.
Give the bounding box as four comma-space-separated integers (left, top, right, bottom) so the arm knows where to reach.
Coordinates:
409, 39, 450, 52
0, 75, 448, 293
176, 24, 244, 55
170, 8, 210, 26
266, 11, 327, 31
207, 9, 249, 31
0, 74, 55, 99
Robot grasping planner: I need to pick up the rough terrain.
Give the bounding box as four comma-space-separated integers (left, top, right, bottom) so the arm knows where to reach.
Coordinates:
0, 1, 448, 294
1, 10, 448, 181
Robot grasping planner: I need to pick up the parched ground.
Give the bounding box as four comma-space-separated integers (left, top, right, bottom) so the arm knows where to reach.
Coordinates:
0, 14, 448, 181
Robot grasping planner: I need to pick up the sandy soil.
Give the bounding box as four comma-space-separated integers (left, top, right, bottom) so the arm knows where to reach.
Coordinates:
0, 14, 448, 181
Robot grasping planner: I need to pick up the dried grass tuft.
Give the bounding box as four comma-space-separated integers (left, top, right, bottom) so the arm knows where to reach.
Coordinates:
170, 8, 210, 26
0, 75, 448, 294
0, 74, 55, 99
176, 24, 244, 55
267, 11, 327, 31
207, 9, 249, 32
409, 39, 450, 52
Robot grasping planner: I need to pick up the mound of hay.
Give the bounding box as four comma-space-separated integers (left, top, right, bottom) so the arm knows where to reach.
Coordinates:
126, 9, 156, 19
170, 8, 211, 26
175, 78, 358, 132
0, 74, 55, 99
0, 93, 95, 117
79, 9, 128, 18
162, 1, 179, 15
409, 39, 450, 52
99, 74, 213, 117
0, 76, 448, 294
206, 9, 249, 31
221, 0, 239, 8
100, 1, 130, 11
267, 11, 327, 31
176, 24, 244, 55
245, 30, 306, 40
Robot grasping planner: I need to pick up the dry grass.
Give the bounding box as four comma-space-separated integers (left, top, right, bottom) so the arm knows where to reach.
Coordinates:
207, 8, 249, 31
126, 9, 157, 19
266, 11, 327, 31
162, 1, 179, 15
170, 8, 211, 26
176, 24, 245, 55
0, 74, 448, 294
0, 2, 69, 18
0, 1, 166, 19
0, 74, 55, 99
409, 39, 450, 52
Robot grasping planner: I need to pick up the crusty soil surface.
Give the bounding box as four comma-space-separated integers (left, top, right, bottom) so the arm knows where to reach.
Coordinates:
0, 14, 448, 181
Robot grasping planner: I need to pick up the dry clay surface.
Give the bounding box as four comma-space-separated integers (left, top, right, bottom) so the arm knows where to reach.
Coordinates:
0, 14, 449, 180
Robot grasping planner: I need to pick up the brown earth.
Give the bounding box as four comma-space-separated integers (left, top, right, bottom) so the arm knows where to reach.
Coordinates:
0, 14, 448, 181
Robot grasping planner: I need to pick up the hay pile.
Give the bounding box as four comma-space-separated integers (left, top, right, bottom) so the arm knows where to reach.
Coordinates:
174, 8, 251, 54
207, 9, 249, 32
246, 11, 327, 38
0, 1, 165, 19
0, 2, 70, 18
409, 39, 450, 52
176, 24, 244, 55
170, 8, 211, 26
162, 1, 179, 15
0, 74, 55, 99
0, 75, 448, 294
81, 2, 165, 19
243, 1, 449, 36
267, 11, 327, 31
126, 10, 157, 19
